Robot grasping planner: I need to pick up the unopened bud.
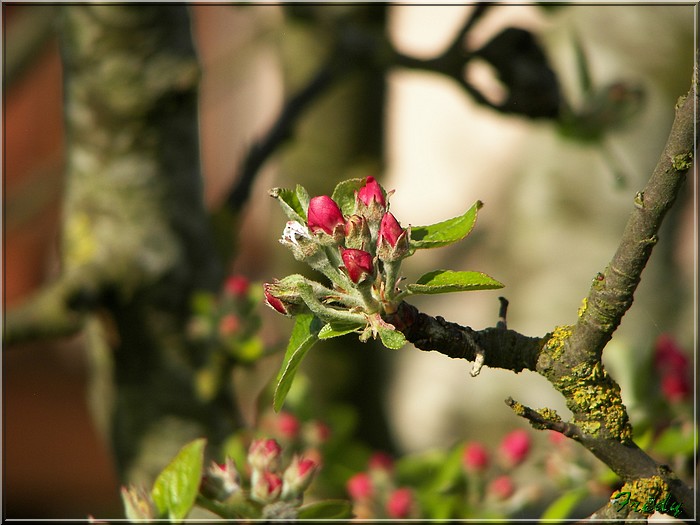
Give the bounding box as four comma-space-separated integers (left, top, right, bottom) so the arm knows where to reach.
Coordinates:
307, 196, 345, 236
462, 442, 489, 473
200, 458, 241, 501
386, 487, 413, 519
488, 475, 515, 500
121, 485, 156, 521
282, 455, 318, 500
499, 429, 531, 467
248, 438, 283, 472
344, 214, 372, 250
341, 248, 374, 284
251, 471, 283, 504
377, 212, 409, 261
346, 472, 373, 501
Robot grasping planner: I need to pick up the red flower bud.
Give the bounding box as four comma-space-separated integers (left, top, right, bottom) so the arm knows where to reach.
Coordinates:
661, 373, 691, 403
368, 451, 394, 472
263, 283, 288, 315
462, 442, 489, 472
282, 455, 318, 498
378, 212, 404, 248
499, 429, 531, 467
218, 314, 240, 337
307, 195, 345, 235
341, 248, 374, 283
251, 471, 283, 503
654, 334, 688, 372
200, 458, 241, 501
357, 176, 386, 207
248, 438, 282, 472
346, 472, 373, 500
276, 411, 300, 440
488, 475, 514, 500
224, 275, 250, 297
386, 488, 413, 519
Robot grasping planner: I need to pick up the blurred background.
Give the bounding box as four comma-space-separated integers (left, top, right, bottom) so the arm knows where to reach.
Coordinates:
3, 3, 695, 519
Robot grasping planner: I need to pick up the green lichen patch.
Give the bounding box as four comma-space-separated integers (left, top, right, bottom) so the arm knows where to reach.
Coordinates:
577, 298, 588, 318
671, 152, 693, 171
619, 476, 669, 510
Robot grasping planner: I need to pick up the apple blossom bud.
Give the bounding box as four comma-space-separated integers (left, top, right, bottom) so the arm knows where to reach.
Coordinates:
276, 411, 301, 441
282, 455, 318, 499
341, 248, 374, 283
462, 442, 489, 472
499, 429, 531, 467
218, 314, 240, 337
661, 373, 691, 403
377, 212, 409, 261
251, 471, 283, 504
368, 451, 394, 472
488, 475, 515, 500
224, 275, 250, 297
346, 472, 373, 500
200, 458, 241, 501
248, 438, 283, 472
307, 196, 345, 235
263, 283, 290, 315
120, 485, 156, 521
385, 487, 413, 519
654, 334, 689, 371
357, 176, 386, 208
304, 420, 331, 446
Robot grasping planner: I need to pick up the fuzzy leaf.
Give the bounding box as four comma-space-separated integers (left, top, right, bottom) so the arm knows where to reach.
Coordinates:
407, 270, 504, 295
331, 178, 365, 217
151, 438, 206, 521
318, 322, 362, 340
410, 200, 482, 250
270, 186, 307, 223
273, 313, 322, 412
298, 500, 353, 519
378, 326, 407, 350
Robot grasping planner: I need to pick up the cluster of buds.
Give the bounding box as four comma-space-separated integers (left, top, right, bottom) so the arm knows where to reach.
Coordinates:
186, 274, 265, 399
264, 177, 411, 344
246, 438, 319, 506
346, 451, 417, 519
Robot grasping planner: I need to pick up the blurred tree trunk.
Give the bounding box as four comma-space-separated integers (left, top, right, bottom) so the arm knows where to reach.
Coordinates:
58, 5, 234, 485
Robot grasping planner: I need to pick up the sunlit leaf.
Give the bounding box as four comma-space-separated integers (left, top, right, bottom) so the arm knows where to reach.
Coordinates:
407, 270, 504, 295
273, 314, 322, 412
410, 201, 482, 250
151, 438, 206, 522
318, 322, 362, 340
270, 186, 307, 223
331, 178, 365, 217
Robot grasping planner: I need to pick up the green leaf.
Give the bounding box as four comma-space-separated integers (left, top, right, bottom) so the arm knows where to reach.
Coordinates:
318, 322, 362, 340
378, 326, 407, 350
406, 270, 504, 295
151, 438, 206, 522
650, 425, 696, 456
410, 200, 482, 250
298, 500, 353, 519
270, 186, 307, 223
295, 184, 310, 214
273, 313, 322, 412
540, 488, 588, 521
331, 178, 365, 217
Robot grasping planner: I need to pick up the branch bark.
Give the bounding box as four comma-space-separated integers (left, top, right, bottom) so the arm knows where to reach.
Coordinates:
386, 77, 697, 518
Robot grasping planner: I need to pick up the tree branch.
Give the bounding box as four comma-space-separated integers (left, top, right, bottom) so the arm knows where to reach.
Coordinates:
385, 77, 697, 519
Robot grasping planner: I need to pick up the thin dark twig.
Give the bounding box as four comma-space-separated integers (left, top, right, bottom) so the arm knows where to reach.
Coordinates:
226, 55, 339, 212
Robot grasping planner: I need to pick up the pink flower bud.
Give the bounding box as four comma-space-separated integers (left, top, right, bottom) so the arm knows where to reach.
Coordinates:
488, 475, 515, 500
263, 283, 288, 315
307, 195, 345, 235
282, 455, 318, 498
357, 176, 386, 207
499, 429, 531, 467
654, 334, 688, 372
346, 472, 373, 500
385, 487, 413, 519
304, 420, 331, 446
661, 373, 691, 403
224, 275, 250, 297
251, 470, 283, 504
200, 458, 241, 501
462, 442, 489, 472
248, 438, 282, 472
378, 212, 404, 248
368, 451, 394, 472
218, 314, 240, 337
276, 411, 300, 440
341, 248, 374, 283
